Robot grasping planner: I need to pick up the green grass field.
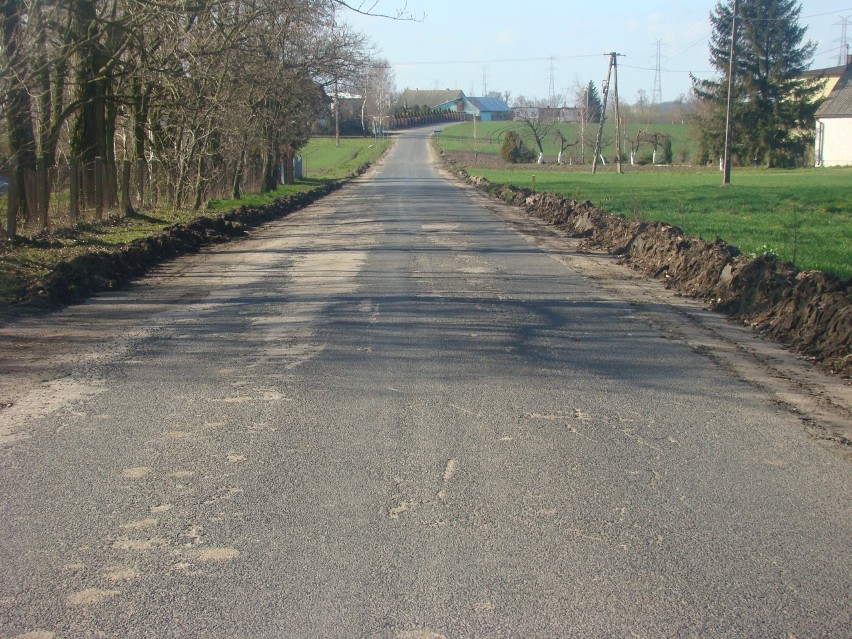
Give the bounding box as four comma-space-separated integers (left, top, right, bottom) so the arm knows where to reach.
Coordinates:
437, 125, 851, 278
436, 121, 695, 163
299, 136, 390, 179
0, 136, 390, 305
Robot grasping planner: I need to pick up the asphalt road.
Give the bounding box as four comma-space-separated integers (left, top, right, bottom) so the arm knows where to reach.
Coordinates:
1, 129, 850, 638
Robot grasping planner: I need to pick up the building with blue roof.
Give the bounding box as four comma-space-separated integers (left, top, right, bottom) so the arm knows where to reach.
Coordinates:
433, 94, 513, 122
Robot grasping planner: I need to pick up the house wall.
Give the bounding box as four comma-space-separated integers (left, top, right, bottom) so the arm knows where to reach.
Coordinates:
816, 117, 852, 167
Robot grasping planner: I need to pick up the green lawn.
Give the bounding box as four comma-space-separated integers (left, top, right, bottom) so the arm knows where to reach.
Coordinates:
437, 126, 850, 278
436, 121, 695, 164
0, 136, 391, 305
299, 136, 390, 179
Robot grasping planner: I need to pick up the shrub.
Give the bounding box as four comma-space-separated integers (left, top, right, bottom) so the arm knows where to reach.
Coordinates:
501, 131, 535, 163
636, 149, 654, 165
662, 138, 673, 164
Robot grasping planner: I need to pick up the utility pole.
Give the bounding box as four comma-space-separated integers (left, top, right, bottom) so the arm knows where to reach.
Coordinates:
593, 53, 623, 174
334, 78, 340, 148
722, 0, 739, 186
581, 85, 588, 164
613, 52, 623, 174
592, 55, 613, 174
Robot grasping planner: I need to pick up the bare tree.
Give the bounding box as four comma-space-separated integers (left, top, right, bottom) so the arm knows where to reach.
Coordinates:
552, 128, 579, 164
635, 89, 650, 124
516, 117, 550, 162
1, 0, 407, 232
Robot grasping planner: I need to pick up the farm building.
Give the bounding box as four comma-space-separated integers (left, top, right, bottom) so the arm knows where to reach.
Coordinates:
397, 89, 465, 112
815, 62, 852, 167
433, 95, 513, 121
801, 57, 851, 100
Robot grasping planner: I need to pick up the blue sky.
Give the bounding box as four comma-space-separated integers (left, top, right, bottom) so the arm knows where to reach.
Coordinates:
344, 0, 852, 104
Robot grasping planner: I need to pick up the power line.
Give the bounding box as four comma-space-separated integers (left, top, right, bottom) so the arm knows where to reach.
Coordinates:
621, 63, 712, 74
391, 53, 606, 67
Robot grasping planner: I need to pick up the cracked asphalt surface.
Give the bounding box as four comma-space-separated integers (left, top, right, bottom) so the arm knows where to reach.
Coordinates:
0, 129, 850, 638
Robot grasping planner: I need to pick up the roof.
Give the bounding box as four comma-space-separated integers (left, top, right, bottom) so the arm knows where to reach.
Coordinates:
801, 61, 850, 79
816, 64, 852, 118
398, 89, 464, 109
467, 96, 512, 112
802, 60, 851, 100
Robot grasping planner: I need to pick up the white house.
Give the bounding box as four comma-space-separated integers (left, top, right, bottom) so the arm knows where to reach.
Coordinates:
815, 63, 852, 167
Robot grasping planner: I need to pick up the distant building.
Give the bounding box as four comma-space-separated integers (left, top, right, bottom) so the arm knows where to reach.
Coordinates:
510, 106, 579, 123
537, 107, 580, 123
433, 95, 513, 122
815, 61, 852, 167
397, 89, 465, 112
801, 57, 852, 101
512, 106, 539, 122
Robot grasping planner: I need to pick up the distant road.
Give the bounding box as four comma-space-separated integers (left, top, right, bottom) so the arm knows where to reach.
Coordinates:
1, 128, 849, 638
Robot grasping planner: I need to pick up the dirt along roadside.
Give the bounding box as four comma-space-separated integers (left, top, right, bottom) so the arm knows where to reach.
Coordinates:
433, 146, 851, 459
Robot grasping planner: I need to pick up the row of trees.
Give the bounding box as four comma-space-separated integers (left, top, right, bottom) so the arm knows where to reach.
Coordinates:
1, 0, 401, 232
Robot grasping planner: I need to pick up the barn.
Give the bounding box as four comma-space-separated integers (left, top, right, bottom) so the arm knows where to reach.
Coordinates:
433, 95, 513, 122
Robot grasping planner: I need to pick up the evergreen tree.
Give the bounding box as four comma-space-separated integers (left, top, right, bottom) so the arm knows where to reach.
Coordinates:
691, 0, 824, 167
585, 80, 603, 123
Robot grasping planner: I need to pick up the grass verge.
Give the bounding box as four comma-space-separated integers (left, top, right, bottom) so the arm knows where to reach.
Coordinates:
437, 133, 850, 278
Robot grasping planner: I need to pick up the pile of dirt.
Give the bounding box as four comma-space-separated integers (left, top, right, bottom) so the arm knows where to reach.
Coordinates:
23, 183, 342, 309
461, 168, 851, 376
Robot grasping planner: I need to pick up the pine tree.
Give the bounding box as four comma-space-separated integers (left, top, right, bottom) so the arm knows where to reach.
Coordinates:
691, 0, 824, 167
586, 80, 603, 123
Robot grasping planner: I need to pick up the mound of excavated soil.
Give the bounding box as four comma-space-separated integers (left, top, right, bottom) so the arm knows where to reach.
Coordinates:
462, 170, 851, 377
22, 183, 342, 309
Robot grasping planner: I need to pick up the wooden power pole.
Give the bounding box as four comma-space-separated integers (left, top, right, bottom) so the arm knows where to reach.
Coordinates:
612, 52, 623, 174
592, 54, 614, 174
593, 52, 623, 174
722, 0, 739, 186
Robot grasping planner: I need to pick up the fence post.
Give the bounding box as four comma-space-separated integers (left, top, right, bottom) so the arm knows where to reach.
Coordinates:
95, 157, 104, 220
121, 159, 132, 215
6, 156, 18, 238
69, 158, 79, 224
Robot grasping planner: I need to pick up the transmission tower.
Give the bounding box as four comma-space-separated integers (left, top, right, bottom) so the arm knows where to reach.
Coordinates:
835, 16, 850, 66
652, 39, 663, 104
548, 56, 556, 106
482, 65, 487, 96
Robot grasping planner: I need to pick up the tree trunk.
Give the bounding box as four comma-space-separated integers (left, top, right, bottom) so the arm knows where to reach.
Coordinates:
284, 145, 294, 185
69, 0, 114, 208
2, 0, 38, 223
232, 150, 246, 199
261, 129, 281, 193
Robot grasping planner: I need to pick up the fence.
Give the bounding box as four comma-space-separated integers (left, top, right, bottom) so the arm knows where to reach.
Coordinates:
387, 112, 468, 130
